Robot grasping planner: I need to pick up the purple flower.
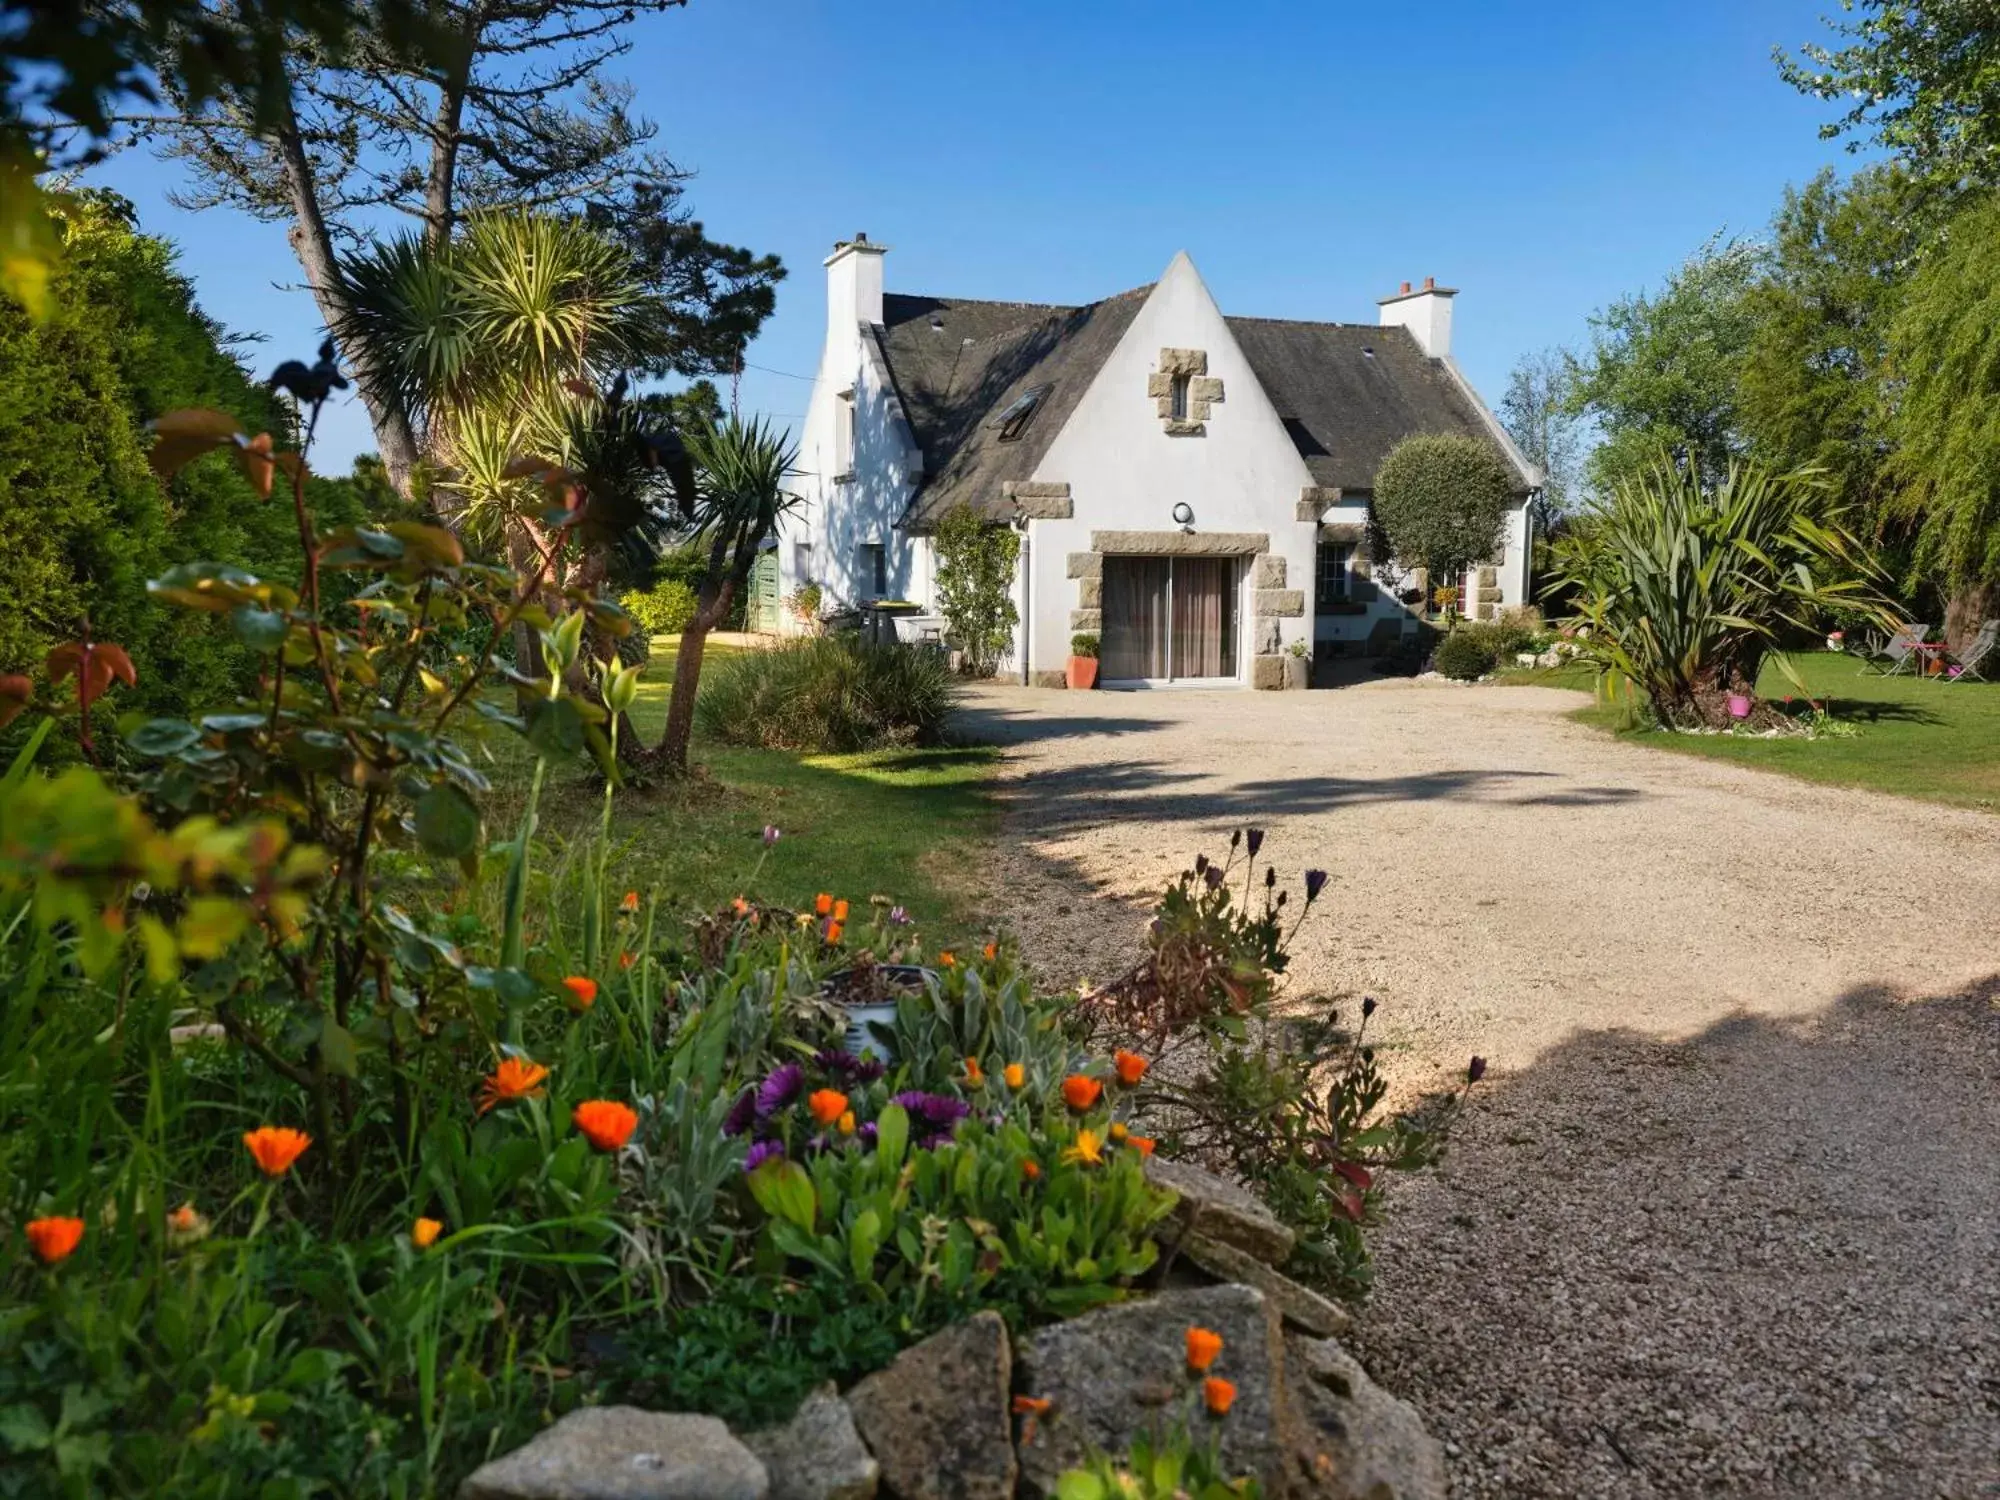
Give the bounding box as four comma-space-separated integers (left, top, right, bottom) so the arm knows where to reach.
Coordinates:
763, 825, 781, 846
888, 905, 911, 926
852, 1054, 886, 1083
858, 1121, 879, 1148
892, 1090, 972, 1146
1467, 1056, 1487, 1085
1264, 866, 1276, 889
756, 1063, 806, 1118
743, 1139, 786, 1173
1245, 827, 1265, 857
1361, 996, 1377, 1019
1194, 854, 1209, 875
1203, 866, 1224, 891
1304, 869, 1329, 902
722, 1087, 757, 1137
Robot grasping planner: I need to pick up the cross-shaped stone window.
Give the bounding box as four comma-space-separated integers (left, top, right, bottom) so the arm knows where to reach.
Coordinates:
1147, 348, 1224, 436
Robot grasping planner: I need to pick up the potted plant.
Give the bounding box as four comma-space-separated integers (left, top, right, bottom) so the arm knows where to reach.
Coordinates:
1067, 632, 1100, 690
1283, 638, 1311, 691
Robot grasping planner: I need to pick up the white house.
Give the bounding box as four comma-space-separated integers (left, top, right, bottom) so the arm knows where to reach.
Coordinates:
785, 234, 1540, 689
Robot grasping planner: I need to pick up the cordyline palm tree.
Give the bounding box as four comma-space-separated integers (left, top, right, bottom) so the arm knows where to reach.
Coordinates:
1553, 455, 1894, 729
645, 416, 800, 776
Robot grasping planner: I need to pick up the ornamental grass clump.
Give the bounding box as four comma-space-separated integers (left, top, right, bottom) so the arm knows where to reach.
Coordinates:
694, 633, 959, 752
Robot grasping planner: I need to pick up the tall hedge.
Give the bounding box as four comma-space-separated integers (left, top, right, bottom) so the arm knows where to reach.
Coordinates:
0, 191, 373, 734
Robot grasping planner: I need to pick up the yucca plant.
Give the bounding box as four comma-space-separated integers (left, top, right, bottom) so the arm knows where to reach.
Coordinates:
1552, 456, 1893, 728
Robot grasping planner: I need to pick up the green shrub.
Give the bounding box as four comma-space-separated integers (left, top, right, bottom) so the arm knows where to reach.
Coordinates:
1372, 432, 1515, 589
622, 576, 698, 635
1433, 630, 1498, 680
695, 636, 958, 752
1069, 632, 1100, 659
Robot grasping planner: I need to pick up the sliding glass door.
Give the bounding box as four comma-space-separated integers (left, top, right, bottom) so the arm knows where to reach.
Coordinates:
1101, 556, 1239, 682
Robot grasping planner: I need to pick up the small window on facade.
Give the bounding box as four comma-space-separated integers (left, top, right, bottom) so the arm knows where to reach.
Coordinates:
1168, 373, 1191, 421
858, 542, 887, 598
993, 384, 1051, 442
836, 390, 856, 475
1315, 542, 1352, 613
794, 542, 813, 582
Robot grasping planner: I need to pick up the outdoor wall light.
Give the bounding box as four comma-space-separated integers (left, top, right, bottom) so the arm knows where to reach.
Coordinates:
1172, 502, 1195, 530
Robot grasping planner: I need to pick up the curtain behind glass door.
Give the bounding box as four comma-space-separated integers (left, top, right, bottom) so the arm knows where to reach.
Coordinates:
1102, 557, 1171, 679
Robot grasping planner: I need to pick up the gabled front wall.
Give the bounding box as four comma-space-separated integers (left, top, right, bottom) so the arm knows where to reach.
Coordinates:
1022, 254, 1324, 685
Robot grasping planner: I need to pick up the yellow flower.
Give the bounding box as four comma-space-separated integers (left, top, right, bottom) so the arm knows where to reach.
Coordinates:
1060, 1128, 1105, 1168
837, 1110, 857, 1137
412, 1217, 444, 1250
1109, 1121, 1129, 1144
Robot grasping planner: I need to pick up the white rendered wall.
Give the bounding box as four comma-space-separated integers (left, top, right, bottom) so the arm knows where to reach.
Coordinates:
1025, 253, 1320, 681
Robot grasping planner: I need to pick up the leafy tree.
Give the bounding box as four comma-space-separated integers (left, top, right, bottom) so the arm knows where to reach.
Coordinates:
651, 417, 800, 776
933, 504, 1020, 678
0, 189, 371, 734
138, 0, 782, 492
1369, 433, 1515, 610
1565, 236, 1763, 491
1498, 348, 1583, 515
1738, 166, 1919, 523
1778, 0, 2000, 206
1884, 189, 2000, 644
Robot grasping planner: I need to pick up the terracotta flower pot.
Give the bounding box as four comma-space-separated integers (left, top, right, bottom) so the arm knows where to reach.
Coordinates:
1066, 656, 1099, 690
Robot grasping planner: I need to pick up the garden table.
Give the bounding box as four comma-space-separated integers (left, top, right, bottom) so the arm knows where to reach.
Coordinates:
1913, 642, 1951, 677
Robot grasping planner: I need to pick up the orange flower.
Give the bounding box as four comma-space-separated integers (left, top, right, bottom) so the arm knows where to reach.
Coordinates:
1113, 1049, 1148, 1086
243, 1126, 311, 1177
572, 1099, 639, 1152
826, 920, 845, 944
562, 975, 598, 1011
937, 951, 956, 967
983, 940, 998, 962
808, 1088, 849, 1127
165, 1201, 210, 1247
963, 1055, 985, 1086
1109, 1121, 1129, 1144
814, 892, 833, 916
1011, 1395, 1051, 1416
24, 1216, 83, 1265
833, 898, 849, 923
1003, 1062, 1026, 1091
619, 890, 640, 914
1061, 1074, 1103, 1111
412, 1217, 444, 1250
618, 949, 637, 971
477, 1057, 549, 1115
732, 896, 751, 916
1203, 1377, 1237, 1415
1021, 1159, 1042, 1181
167, 1202, 199, 1234
1186, 1326, 1224, 1372
837, 1109, 856, 1137
1128, 1135, 1157, 1156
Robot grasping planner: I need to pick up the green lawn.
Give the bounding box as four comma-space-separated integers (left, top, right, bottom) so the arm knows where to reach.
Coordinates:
1517, 652, 2000, 812
488, 634, 1000, 939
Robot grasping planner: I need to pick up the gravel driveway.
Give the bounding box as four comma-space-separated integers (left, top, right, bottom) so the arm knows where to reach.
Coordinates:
959, 679, 2000, 1499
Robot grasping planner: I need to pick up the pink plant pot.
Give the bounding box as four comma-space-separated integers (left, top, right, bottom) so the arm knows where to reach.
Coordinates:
1726, 693, 1753, 721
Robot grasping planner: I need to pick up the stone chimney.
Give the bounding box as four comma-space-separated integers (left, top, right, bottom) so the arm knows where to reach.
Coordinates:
825, 231, 888, 336
1377, 274, 1457, 359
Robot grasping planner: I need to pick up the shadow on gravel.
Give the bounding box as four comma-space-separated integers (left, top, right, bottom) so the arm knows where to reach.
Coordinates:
988, 759, 1646, 827
1351, 977, 2000, 1499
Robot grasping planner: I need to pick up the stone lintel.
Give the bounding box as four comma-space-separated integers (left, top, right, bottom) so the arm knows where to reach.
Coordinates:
1066, 552, 1104, 580
1296, 486, 1344, 523
1318, 522, 1366, 545
1254, 588, 1305, 618
1091, 531, 1269, 556
1157, 347, 1208, 377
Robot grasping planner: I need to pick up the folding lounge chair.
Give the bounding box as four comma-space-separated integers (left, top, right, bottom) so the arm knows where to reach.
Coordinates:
1860, 622, 1927, 676
1944, 620, 1999, 683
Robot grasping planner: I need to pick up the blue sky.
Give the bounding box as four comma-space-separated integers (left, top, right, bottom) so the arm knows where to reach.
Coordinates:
89, 0, 1868, 472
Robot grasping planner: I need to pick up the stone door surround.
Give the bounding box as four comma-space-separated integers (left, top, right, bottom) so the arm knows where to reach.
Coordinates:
1055, 530, 1302, 690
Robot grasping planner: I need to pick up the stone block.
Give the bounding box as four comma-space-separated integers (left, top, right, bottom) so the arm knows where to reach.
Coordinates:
1475, 565, 1497, 587
1076, 578, 1102, 609
1162, 419, 1206, 437
1250, 617, 1282, 657
1255, 589, 1305, 618
742, 1389, 878, 1500
1065, 552, 1103, 580
1251, 654, 1288, 690
1157, 347, 1207, 376
1180, 1232, 1349, 1336
460, 1409, 767, 1500
1190, 376, 1224, 403
847, 1312, 1016, 1500
1091, 531, 1268, 557
1031, 670, 1068, 690
1145, 1156, 1298, 1264
1069, 609, 1102, 633
1284, 1336, 1447, 1500
1318, 522, 1366, 545
1251, 554, 1287, 589
1001, 481, 1071, 520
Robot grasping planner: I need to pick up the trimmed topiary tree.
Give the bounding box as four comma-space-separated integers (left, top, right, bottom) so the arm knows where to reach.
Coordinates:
1370, 433, 1515, 615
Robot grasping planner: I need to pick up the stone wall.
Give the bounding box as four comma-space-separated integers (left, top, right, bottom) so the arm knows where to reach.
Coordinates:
459, 1160, 1443, 1500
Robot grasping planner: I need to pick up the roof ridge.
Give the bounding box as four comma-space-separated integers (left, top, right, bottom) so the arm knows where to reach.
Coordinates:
1225, 313, 1394, 333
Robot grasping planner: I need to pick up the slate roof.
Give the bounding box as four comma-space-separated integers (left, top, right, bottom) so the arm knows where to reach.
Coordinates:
875, 286, 1525, 531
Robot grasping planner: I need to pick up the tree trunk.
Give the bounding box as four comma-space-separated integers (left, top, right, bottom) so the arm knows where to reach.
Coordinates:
421, 26, 476, 247
1943, 581, 1999, 658
272, 89, 424, 493
652, 577, 738, 776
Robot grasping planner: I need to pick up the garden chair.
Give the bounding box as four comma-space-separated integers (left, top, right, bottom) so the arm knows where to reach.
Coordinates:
1859, 622, 1928, 675
1943, 620, 1999, 683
